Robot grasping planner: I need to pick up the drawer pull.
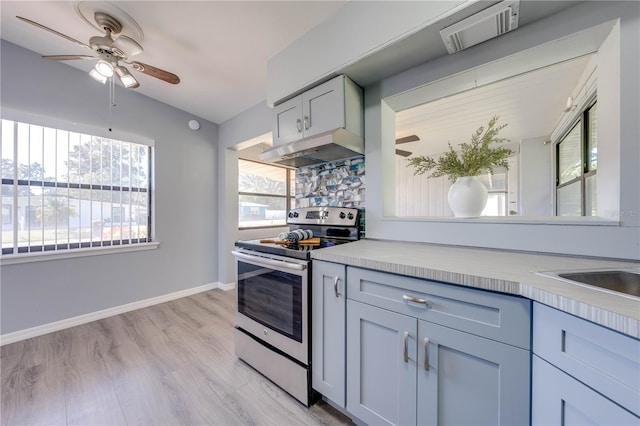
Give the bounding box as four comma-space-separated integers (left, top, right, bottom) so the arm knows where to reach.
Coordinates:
423, 337, 430, 371
333, 276, 340, 298
403, 331, 409, 363
403, 294, 430, 307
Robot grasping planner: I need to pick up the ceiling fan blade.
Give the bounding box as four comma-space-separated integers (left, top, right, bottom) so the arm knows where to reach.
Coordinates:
396, 135, 420, 145
396, 149, 413, 157
16, 16, 92, 51
42, 55, 96, 61
110, 35, 143, 58
129, 61, 180, 84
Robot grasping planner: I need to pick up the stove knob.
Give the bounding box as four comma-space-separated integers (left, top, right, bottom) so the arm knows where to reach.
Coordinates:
348, 212, 354, 220
293, 212, 299, 218
339, 212, 346, 219
288, 211, 293, 218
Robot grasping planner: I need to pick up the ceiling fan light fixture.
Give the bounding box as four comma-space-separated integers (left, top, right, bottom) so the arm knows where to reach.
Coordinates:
114, 65, 139, 88
89, 67, 108, 84
94, 60, 114, 77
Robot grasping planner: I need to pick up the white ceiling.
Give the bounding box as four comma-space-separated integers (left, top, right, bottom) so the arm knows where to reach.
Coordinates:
0, 0, 347, 124
395, 54, 593, 157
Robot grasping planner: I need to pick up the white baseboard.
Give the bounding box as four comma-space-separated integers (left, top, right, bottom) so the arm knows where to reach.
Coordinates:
219, 281, 236, 291
1, 282, 224, 346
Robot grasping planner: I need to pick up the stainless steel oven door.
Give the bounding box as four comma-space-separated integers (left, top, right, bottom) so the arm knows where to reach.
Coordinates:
232, 249, 308, 365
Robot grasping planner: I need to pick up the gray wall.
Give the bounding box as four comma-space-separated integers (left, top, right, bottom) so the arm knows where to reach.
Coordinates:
365, 1, 640, 260
217, 100, 273, 288
0, 41, 219, 335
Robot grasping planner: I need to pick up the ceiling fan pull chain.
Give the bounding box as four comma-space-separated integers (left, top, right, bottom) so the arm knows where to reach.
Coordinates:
108, 76, 116, 132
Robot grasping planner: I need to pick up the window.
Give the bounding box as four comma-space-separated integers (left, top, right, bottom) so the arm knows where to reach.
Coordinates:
477, 167, 509, 216
1, 119, 152, 255
556, 101, 597, 216
238, 159, 294, 228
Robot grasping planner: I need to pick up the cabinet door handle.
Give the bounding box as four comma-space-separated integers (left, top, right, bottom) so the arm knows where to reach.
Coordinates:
333, 276, 340, 298
296, 118, 302, 133
403, 294, 430, 307
303, 115, 309, 130
403, 331, 409, 363
423, 337, 430, 371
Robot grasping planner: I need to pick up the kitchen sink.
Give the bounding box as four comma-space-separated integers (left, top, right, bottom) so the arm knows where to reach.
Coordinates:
536, 268, 640, 299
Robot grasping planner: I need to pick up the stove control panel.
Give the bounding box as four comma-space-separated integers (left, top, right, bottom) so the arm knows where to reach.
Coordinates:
287, 207, 359, 226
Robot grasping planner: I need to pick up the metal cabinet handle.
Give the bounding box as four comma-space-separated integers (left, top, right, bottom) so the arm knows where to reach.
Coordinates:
333, 275, 340, 298
403, 331, 409, 363
296, 118, 302, 132
423, 337, 430, 371
403, 294, 430, 307
303, 115, 309, 130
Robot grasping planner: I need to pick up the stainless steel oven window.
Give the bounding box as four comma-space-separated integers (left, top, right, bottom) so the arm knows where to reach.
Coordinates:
236, 258, 304, 342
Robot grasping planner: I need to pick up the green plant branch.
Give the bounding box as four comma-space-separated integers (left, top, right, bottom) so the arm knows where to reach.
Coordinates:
407, 115, 512, 182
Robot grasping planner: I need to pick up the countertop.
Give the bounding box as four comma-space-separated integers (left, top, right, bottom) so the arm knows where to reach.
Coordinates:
310, 239, 640, 338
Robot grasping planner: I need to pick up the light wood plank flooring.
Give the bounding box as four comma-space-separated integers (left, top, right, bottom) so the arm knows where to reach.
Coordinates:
1, 289, 352, 425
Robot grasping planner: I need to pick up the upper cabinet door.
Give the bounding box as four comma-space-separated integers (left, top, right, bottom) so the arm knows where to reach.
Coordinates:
301, 75, 345, 139
273, 95, 303, 146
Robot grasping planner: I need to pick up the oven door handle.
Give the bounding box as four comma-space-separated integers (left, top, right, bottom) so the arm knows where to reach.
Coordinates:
232, 250, 307, 271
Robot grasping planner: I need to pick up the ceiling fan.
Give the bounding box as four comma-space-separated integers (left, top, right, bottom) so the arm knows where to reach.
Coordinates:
395, 135, 420, 157
17, 11, 180, 89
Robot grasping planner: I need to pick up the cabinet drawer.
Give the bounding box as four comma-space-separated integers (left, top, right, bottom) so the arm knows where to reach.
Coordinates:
533, 302, 640, 417
533, 355, 640, 425
346, 267, 531, 349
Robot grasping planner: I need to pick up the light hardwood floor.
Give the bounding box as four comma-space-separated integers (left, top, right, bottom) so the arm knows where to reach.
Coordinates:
1, 289, 352, 425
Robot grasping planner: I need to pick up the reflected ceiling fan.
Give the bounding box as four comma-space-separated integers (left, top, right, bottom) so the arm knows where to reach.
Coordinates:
395, 134, 420, 157
17, 11, 180, 89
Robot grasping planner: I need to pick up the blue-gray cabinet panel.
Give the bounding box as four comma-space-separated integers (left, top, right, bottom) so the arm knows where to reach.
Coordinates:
311, 260, 347, 408
532, 355, 640, 425
347, 299, 417, 426
533, 302, 640, 416
346, 267, 531, 349
302, 75, 344, 139
417, 320, 530, 426
273, 95, 303, 145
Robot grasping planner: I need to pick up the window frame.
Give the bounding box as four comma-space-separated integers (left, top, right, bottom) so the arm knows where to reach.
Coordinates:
238, 158, 295, 230
1, 118, 154, 257
555, 99, 598, 216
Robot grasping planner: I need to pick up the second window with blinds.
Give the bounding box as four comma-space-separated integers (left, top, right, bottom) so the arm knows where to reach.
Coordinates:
238, 159, 295, 229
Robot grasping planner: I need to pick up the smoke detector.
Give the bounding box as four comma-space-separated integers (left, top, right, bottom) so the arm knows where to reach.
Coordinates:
440, 0, 520, 54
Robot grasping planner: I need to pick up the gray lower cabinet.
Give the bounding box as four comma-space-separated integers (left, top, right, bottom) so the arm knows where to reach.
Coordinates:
345, 266, 531, 426
346, 299, 417, 425
532, 355, 639, 425
417, 320, 530, 426
532, 302, 640, 425
311, 260, 347, 408
346, 298, 530, 426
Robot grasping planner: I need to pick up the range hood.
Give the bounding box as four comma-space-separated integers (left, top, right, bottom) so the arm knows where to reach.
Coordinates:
259, 128, 364, 167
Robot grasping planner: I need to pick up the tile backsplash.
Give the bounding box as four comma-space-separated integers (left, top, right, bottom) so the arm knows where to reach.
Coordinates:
295, 156, 365, 209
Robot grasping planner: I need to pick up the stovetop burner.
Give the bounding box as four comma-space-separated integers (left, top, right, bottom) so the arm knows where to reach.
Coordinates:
234, 237, 353, 260
235, 207, 361, 261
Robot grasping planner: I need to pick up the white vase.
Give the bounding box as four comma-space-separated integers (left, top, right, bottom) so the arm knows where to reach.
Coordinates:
447, 176, 488, 218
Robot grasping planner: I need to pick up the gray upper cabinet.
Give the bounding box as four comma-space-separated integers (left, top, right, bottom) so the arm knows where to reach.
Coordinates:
311, 260, 347, 408
272, 75, 363, 146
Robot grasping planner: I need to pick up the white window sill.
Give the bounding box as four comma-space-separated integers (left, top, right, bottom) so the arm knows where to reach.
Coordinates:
0, 242, 160, 266
384, 216, 621, 226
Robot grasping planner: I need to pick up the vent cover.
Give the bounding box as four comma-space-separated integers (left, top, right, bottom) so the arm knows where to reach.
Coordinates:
440, 0, 520, 54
